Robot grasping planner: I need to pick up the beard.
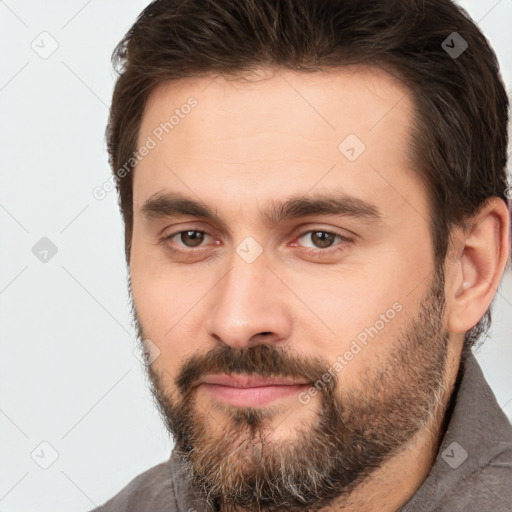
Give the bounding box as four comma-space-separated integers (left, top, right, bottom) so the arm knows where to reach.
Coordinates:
129, 266, 450, 512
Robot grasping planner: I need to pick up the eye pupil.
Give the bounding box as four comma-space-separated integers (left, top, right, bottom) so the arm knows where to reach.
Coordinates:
311, 231, 335, 248
181, 230, 204, 247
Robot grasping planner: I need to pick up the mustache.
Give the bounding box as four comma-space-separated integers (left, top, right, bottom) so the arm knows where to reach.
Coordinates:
175, 343, 337, 396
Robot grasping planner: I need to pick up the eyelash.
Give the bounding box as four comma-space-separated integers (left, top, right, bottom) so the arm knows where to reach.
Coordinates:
159, 229, 353, 257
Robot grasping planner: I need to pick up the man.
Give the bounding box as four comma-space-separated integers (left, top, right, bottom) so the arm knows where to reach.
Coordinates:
94, 0, 512, 510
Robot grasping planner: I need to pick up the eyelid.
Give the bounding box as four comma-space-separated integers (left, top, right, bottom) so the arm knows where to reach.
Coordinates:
164, 229, 216, 249
292, 230, 351, 248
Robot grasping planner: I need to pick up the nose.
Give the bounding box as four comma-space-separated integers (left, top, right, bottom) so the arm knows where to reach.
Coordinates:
204, 250, 293, 349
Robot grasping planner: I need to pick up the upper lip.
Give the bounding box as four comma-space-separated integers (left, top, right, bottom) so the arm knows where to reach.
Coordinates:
200, 374, 310, 388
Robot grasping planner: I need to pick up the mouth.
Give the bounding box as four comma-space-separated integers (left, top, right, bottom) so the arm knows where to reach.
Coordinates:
197, 374, 311, 407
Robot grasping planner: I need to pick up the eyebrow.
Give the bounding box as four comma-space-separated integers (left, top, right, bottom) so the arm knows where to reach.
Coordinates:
141, 190, 382, 228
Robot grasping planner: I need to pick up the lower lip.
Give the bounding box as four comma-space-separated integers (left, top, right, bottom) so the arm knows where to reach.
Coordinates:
200, 383, 310, 407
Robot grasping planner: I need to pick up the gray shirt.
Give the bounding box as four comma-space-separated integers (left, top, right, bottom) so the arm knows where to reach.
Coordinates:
93, 351, 512, 511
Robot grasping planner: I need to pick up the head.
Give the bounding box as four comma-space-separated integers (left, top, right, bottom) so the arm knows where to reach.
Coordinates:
106, 0, 511, 510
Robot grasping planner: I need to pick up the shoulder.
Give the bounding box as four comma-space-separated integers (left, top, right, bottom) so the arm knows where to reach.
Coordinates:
92, 460, 177, 512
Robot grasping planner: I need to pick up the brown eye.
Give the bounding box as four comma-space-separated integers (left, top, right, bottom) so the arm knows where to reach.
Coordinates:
179, 230, 205, 247
298, 230, 342, 250
310, 231, 336, 249
293, 229, 353, 257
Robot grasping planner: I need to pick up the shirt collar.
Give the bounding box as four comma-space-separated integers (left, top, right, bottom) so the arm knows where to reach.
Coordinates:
399, 347, 512, 511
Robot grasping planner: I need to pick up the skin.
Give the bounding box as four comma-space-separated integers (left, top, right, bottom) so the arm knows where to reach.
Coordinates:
128, 66, 510, 511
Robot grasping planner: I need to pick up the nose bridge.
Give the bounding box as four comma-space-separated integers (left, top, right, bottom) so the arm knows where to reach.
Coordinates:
206, 247, 291, 348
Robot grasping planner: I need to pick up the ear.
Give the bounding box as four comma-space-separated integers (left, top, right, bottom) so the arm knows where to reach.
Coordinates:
446, 197, 511, 334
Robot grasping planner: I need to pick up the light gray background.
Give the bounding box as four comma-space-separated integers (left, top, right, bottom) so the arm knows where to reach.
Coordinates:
1, 1, 511, 510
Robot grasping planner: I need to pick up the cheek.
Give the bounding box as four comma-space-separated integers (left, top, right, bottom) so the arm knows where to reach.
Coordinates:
130, 256, 197, 367
289, 251, 425, 372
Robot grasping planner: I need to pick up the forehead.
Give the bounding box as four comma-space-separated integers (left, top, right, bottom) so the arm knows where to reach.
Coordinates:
133, 66, 426, 228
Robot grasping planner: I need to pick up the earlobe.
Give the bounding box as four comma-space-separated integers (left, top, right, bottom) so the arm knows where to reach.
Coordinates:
446, 197, 510, 334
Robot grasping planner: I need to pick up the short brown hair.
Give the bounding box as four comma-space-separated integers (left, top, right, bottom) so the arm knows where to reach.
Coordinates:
106, 0, 510, 349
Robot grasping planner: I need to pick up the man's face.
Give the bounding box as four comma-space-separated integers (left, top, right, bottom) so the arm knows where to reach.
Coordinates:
129, 67, 453, 511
